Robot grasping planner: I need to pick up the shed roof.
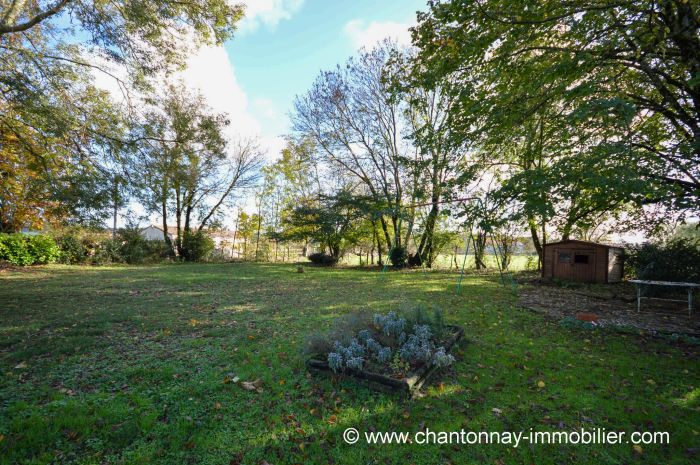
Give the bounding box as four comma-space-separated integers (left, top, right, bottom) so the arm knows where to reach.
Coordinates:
543, 239, 623, 250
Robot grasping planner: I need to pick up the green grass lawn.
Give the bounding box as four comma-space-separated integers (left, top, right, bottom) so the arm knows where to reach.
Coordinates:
1, 263, 698, 464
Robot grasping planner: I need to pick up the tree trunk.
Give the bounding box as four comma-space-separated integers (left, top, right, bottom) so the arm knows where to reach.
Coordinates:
232, 214, 240, 259
161, 196, 173, 255
175, 189, 183, 257
528, 217, 543, 270
254, 216, 262, 261
112, 200, 118, 240
417, 201, 439, 267
473, 231, 487, 270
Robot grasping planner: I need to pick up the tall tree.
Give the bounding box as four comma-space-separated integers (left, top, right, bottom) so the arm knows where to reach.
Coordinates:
0, 0, 245, 229
292, 41, 410, 251
412, 0, 700, 223
135, 85, 263, 257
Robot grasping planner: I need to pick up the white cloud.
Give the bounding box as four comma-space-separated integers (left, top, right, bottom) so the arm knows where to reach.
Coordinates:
238, 0, 305, 34
252, 96, 279, 121
181, 45, 261, 140
343, 19, 414, 50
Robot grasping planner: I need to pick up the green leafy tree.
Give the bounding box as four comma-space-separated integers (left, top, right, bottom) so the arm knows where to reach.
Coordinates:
134, 84, 263, 259
281, 191, 370, 260
412, 0, 700, 226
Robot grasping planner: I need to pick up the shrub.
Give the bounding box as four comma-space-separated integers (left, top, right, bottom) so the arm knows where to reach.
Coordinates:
307, 252, 338, 266
0, 234, 33, 265
181, 230, 214, 262
91, 239, 123, 265
0, 234, 60, 266
327, 352, 344, 372
373, 311, 406, 338
625, 238, 700, 282
144, 238, 174, 262
432, 347, 456, 368
407, 253, 422, 267
118, 228, 149, 264
57, 234, 88, 264
389, 246, 407, 267
26, 235, 61, 264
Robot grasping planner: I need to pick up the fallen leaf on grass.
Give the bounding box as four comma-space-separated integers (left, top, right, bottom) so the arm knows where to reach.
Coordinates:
241, 379, 263, 393
537, 380, 546, 388
492, 408, 503, 416
223, 374, 240, 384
14, 362, 27, 369
632, 444, 643, 454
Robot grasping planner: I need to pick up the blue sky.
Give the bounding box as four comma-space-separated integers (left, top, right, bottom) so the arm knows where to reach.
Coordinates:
229, 0, 425, 137
186, 0, 427, 160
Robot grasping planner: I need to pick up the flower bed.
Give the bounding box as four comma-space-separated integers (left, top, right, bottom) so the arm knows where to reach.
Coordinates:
306, 310, 464, 395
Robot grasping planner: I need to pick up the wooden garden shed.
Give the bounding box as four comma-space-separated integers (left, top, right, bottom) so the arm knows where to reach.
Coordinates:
542, 240, 624, 284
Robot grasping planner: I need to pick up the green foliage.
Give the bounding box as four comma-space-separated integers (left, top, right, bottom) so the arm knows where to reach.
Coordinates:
117, 228, 151, 264
388, 245, 408, 268
25, 234, 61, 264
181, 230, 215, 262
670, 222, 700, 242
57, 234, 88, 264
412, 0, 700, 240
282, 191, 372, 259
0, 234, 60, 265
625, 239, 700, 283
91, 239, 124, 265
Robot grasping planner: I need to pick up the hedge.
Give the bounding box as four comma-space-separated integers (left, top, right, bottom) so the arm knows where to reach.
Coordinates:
0, 234, 61, 266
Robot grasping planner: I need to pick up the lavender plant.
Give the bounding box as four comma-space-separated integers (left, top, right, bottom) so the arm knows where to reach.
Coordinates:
374, 311, 406, 337
346, 356, 364, 371
376, 346, 392, 364
432, 347, 455, 368
399, 333, 433, 363
323, 310, 454, 373
327, 352, 344, 373
357, 329, 371, 343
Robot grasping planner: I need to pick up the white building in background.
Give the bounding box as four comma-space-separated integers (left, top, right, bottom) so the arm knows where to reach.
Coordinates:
139, 225, 244, 258
140, 225, 177, 242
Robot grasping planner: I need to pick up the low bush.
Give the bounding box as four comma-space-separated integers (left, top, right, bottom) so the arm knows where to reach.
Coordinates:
56, 234, 88, 264
0, 234, 60, 266
307, 252, 338, 266
26, 234, 61, 264
389, 246, 408, 267
117, 228, 149, 264
181, 230, 214, 262
91, 239, 123, 265
625, 239, 700, 282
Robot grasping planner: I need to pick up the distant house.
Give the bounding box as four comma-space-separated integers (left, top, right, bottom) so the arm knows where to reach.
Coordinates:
542, 239, 624, 284
139, 225, 244, 258
140, 225, 177, 242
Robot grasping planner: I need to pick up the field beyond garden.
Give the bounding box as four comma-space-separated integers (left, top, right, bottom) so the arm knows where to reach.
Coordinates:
1, 263, 698, 464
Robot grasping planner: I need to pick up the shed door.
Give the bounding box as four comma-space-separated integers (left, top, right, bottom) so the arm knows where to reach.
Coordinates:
571, 249, 596, 282
554, 249, 573, 280
555, 248, 596, 282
